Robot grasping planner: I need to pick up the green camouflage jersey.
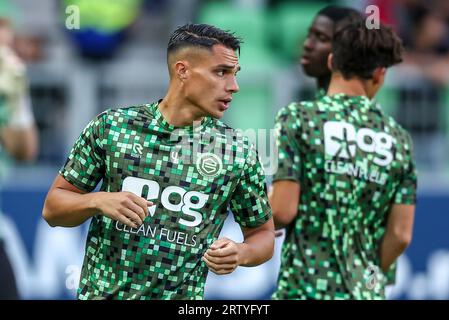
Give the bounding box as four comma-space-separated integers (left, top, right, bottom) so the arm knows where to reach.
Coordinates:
60, 100, 271, 300
316, 88, 396, 285
315, 88, 326, 100
272, 94, 417, 300
315, 88, 396, 285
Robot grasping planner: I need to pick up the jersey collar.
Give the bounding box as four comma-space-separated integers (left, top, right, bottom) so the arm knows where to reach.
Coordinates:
149, 100, 212, 133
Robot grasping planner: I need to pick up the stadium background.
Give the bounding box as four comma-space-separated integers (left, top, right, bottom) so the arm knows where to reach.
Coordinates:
1, 0, 448, 299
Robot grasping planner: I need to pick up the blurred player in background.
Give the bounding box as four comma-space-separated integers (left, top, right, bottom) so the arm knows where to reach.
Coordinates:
0, 17, 38, 299
270, 22, 416, 299
42, 23, 274, 300
300, 6, 364, 96
283, 5, 398, 287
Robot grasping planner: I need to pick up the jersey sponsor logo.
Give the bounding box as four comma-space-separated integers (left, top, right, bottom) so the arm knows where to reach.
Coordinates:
324, 121, 394, 166
122, 177, 208, 227
196, 153, 223, 178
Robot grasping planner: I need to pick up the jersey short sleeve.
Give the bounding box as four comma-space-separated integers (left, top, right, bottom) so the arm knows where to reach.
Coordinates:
59, 112, 106, 192
394, 133, 417, 205
273, 104, 301, 182
230, 143, 272, 228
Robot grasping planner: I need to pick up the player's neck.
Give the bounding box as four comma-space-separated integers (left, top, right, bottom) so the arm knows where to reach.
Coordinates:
327, 73, 369, 98
159, 90, 205, 127
317, 76, 330, 92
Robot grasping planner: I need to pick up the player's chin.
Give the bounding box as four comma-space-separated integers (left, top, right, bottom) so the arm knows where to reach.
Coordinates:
208, 109, 226, 119
301, 64, 319, 77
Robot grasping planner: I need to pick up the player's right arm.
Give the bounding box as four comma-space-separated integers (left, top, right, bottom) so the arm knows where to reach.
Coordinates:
269, 180, 300, 230
43, 175, 152, 228
42, 112, 151, 229
271, 104, 302, 230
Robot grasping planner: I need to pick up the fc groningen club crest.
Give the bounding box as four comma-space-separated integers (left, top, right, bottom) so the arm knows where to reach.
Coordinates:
196, 153, 223, 178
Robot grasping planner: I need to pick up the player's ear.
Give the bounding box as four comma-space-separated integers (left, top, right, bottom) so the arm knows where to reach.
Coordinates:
327, 53, 334, 71
174, 60, 189, 81
372, 67, 386, 85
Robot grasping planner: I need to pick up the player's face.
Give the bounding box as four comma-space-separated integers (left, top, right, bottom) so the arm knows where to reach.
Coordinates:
301, 15, 334, 78
184, 44, 240, 119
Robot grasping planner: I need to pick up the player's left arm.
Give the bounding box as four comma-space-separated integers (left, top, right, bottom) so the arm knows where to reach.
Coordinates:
203, 138, 275, 275
380, 204, 415, 273
380, 132, 417, 273
202, 218, 275, 275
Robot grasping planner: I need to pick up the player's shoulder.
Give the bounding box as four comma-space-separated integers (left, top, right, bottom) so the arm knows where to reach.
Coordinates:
210, 118, 252, 145
373, 103, 412, 142
209, 118, 246, 140
95, 104, 152, 123
275, 99, 318, 124
384, 112, 413, 146
108, 104, 150, 117
205, 118, 257, 168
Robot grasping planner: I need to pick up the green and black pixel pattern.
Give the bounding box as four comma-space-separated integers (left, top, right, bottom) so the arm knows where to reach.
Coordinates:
60, 101, 271, 300
272, 94, 417, 300
315, 88, 397, 285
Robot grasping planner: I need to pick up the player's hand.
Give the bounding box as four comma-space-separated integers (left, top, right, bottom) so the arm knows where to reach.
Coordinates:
95, 191, 153, 228
202, 237, 242, 275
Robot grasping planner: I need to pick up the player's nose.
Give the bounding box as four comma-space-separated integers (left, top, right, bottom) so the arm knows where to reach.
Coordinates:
226, 76, 239, 93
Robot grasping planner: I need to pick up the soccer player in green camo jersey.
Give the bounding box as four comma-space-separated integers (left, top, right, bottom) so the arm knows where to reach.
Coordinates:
272, 4, 397, 291
296, 5, 398, 288
272, 5, 398, 287
42, 23, 275, 300
270, 22, 417, 299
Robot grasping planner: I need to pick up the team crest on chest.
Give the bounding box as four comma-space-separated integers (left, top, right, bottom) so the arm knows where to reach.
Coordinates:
195, 153, 223, 178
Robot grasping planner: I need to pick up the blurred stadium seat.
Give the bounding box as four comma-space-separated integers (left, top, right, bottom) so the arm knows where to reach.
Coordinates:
196, 1, 279, 133
375, 86, 399, 117
196, 1, 278, 69
269, 2, 330, 62
226, 85, 273, 131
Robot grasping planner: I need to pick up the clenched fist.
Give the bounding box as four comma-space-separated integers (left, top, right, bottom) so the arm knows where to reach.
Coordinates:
202, 237, 245, 275
95, 191, 153, 228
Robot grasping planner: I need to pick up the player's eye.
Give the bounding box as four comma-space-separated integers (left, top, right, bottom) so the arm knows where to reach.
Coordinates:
216, 70, 225, 77
317, 33, 329, 42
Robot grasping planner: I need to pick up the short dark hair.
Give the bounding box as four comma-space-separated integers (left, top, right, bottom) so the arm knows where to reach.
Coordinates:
317, 5, 365, 34
167, 23, 242, 56
332, 23, 404, 79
